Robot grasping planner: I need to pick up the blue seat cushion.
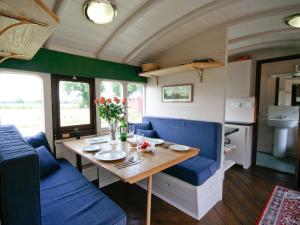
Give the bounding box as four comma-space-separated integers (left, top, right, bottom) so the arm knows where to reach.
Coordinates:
40, 159, 126, 225
35, 146, 60, 178
164, 156, 217, 186
25, 132, 52, 154
130, 122, 152, 134
136, 129, 158, 138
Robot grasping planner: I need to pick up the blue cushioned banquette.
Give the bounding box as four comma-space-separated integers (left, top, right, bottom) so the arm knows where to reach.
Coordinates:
142, 116, 222, 186
41, 159, 126, 225
0, 125, 126, 225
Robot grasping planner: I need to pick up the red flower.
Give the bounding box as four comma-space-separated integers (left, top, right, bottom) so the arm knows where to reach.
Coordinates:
122, 98, 127, 104
94, 99, 99, 104
114, 97, 120, 104
107, 98, 112, 103
100, 97, 106, 104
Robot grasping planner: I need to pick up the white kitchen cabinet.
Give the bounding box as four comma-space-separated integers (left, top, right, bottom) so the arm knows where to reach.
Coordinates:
227, 60, 254, 98
225, 123, 253, 169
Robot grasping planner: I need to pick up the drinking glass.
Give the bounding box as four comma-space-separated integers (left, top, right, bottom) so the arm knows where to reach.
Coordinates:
128, 124, 135, 137
136, 134, 144, 159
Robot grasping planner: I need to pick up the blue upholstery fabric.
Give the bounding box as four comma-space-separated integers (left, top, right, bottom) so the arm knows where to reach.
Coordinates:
25, 132, 52, 153
136, 129, 158, 138
0, 125, 126, 225
0, 125, 42, 225
129, 122, 152, 134
35, 146, 60, 178
143, 116, 222, 167
142, 116, 222, 186
41, 159, 127, 225
164, 156, 217, 186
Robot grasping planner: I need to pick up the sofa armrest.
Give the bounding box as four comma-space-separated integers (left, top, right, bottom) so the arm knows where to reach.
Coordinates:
0, 125, 42, 225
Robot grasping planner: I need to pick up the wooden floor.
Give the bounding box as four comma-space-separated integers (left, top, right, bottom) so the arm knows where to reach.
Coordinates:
101, 165, 298, 225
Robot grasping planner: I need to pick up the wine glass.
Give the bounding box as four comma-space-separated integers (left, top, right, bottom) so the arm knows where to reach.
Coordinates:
136, 134, 144, 159
128, 124, 135, 137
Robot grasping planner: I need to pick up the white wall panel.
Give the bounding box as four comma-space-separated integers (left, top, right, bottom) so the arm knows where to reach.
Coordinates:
146, 26, 226, 124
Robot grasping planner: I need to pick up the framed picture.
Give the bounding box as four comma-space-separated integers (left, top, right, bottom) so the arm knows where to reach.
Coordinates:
162, 84, 193, 102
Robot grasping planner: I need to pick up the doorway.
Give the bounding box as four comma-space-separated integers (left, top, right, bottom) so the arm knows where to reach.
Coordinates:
253, 54, 300, 185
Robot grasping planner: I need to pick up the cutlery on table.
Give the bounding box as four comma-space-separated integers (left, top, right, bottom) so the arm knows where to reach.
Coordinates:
113, 157, 135, 167
116, 161, 141, 169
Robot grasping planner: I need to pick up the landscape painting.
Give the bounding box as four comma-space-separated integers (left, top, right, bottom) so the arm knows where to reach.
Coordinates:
162, 84, 193, 102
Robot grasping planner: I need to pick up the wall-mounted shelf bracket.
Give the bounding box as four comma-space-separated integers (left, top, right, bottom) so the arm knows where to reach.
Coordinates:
195, 68, 204, 83
151, 76, 159, 86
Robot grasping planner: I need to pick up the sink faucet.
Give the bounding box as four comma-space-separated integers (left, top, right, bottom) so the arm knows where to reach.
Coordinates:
279, 115, 288, 120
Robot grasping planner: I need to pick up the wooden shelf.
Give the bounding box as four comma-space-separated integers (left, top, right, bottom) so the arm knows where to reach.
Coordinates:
139, 61, 223, 78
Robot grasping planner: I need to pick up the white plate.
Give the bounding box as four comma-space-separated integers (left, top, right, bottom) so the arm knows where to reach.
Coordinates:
82, 145, 101, 152
85, 137, 107, 145
146, 138, 165, 145
95, 150, 127, 161
169, 144, 190, 151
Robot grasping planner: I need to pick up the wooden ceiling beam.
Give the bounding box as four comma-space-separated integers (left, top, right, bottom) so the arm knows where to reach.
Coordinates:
95, 0, 161, 58
124, 2, 300, 65
122, 0, 241, 64
44, 0, 70, 48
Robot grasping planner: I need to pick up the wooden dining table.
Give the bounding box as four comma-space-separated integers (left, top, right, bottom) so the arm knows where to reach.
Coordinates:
63, 137, 199, 225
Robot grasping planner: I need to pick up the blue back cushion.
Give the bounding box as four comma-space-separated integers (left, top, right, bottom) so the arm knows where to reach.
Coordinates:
35, 146, 60, 178
143, 116, 222, 167
129, 122, 152, 134
136, 129, 158, 138
0, 125, 42, 225
25, 132, 53, 154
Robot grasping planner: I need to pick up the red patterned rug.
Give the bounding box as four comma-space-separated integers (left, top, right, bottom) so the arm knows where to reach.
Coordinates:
257, 186, 300, 225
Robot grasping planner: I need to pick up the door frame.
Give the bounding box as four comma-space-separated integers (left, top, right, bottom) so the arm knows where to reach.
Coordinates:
253, 54, 300, 186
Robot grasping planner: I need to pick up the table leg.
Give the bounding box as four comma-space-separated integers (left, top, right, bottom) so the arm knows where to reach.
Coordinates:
76, 153, 82, 173
146, 175, 152, 225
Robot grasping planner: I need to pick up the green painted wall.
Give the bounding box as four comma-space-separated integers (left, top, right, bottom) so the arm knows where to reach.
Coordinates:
0, 48, 146, 83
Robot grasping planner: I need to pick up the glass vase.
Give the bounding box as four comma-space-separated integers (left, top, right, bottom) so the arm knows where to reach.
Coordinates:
109, 121, 118, 141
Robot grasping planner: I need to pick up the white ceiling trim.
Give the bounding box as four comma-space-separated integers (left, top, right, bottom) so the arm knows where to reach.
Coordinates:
227, 4, 300, 29
228, 28, 299, 44
229, 39, 300, 55
122, 0, 242, 65
148, 4, 300, 63
95, 0, 160, 58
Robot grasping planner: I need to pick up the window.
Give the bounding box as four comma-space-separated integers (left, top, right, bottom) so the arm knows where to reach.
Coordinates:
0, 71, 44, 136
59, 81, 91, 126
52, 75, 96, 139
100, 81, 123, 128
127, 83, 144, 123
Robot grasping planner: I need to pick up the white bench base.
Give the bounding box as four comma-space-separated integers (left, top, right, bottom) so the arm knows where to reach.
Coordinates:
138, 169, 223, 220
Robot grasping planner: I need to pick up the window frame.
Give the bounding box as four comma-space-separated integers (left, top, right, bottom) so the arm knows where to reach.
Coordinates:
98, 79, 124, 131
0, 69, 46, 136
51, 75, 96, 139
127, 82, 145, 123
96, 78, 146, 133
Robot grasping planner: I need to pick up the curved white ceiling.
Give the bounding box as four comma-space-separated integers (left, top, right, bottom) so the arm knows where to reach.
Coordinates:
44, 0, 300, 65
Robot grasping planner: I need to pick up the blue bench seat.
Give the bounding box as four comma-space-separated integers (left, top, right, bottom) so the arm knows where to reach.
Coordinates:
164, 156, 217, 186
141, 117, 222, 186
0, 125, 127, 225
41, 159, 126, 225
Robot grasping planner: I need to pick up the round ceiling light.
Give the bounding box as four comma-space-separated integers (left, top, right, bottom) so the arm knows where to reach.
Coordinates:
84, 0, 117, 24
284, 13, 300, 28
